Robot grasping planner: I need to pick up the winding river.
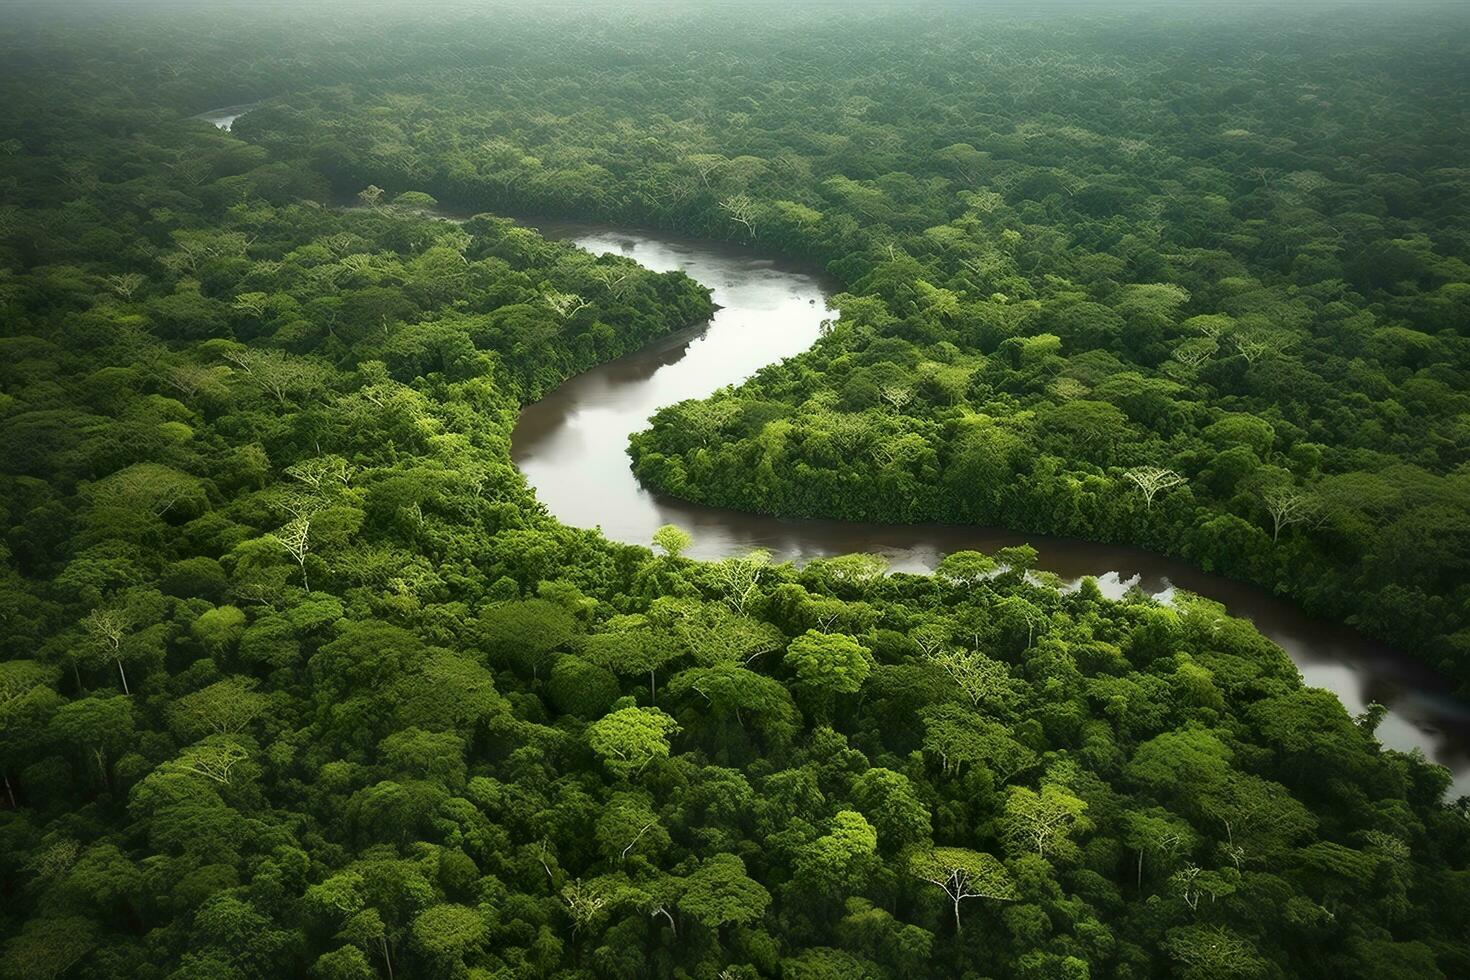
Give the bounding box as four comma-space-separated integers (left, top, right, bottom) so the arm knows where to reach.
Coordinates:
512, 222, 1470, 795
197, 108, 1470, 794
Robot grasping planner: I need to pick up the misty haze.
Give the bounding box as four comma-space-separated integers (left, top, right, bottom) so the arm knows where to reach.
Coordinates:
1, 2, 1468, 978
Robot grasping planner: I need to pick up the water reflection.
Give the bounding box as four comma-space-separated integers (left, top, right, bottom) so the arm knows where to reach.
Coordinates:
190, 100, 1470, 795
512, 221, 1470, 796
194, 104, 256, 131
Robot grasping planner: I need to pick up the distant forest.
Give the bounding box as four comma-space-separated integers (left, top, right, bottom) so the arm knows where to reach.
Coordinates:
1, 4, 1468, 980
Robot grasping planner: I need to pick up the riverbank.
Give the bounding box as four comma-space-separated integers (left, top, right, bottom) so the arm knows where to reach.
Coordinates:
508, 222, 1470, 794
199, 103, 1470, 792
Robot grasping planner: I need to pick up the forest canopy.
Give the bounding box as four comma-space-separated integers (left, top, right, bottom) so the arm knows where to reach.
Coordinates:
1, 3, 1468, 980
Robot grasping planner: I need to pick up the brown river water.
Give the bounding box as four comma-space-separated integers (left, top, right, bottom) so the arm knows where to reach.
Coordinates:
196, 108, 1470, 796
512, 222, 1470, 797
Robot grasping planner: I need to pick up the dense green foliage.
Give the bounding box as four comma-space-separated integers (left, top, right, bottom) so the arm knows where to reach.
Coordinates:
182, 2, 1470, 689
2, 4, 1469, 979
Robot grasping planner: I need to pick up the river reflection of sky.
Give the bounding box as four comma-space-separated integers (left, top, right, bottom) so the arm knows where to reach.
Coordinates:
509, 224, 1470, 797
192, 107, 1470, 796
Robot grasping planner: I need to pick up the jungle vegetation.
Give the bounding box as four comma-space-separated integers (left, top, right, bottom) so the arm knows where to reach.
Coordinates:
1, 3, 1468, 979
185, 1, 1470, 691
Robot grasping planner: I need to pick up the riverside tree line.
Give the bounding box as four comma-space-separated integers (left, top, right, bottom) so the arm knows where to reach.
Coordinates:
1, 4, 1468, 979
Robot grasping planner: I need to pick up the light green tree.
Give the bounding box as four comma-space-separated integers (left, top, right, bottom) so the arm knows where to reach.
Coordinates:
908, 847, 1016, 933
784, 630, 875, 719
795, 810, 879, 892
1001, 783, 1092, 861
680, 854, 771, 928
411, 904, 486, 964
586, 706, 679, 778
652, 523, 693, 559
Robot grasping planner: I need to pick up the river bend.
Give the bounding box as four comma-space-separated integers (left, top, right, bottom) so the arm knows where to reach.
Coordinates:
198, 107, 1470, 794
510, 222, 1470, 795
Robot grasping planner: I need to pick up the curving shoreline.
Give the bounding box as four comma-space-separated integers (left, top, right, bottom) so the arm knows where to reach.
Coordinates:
200, 105, 1470, 794
508, 222, 1470, 794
